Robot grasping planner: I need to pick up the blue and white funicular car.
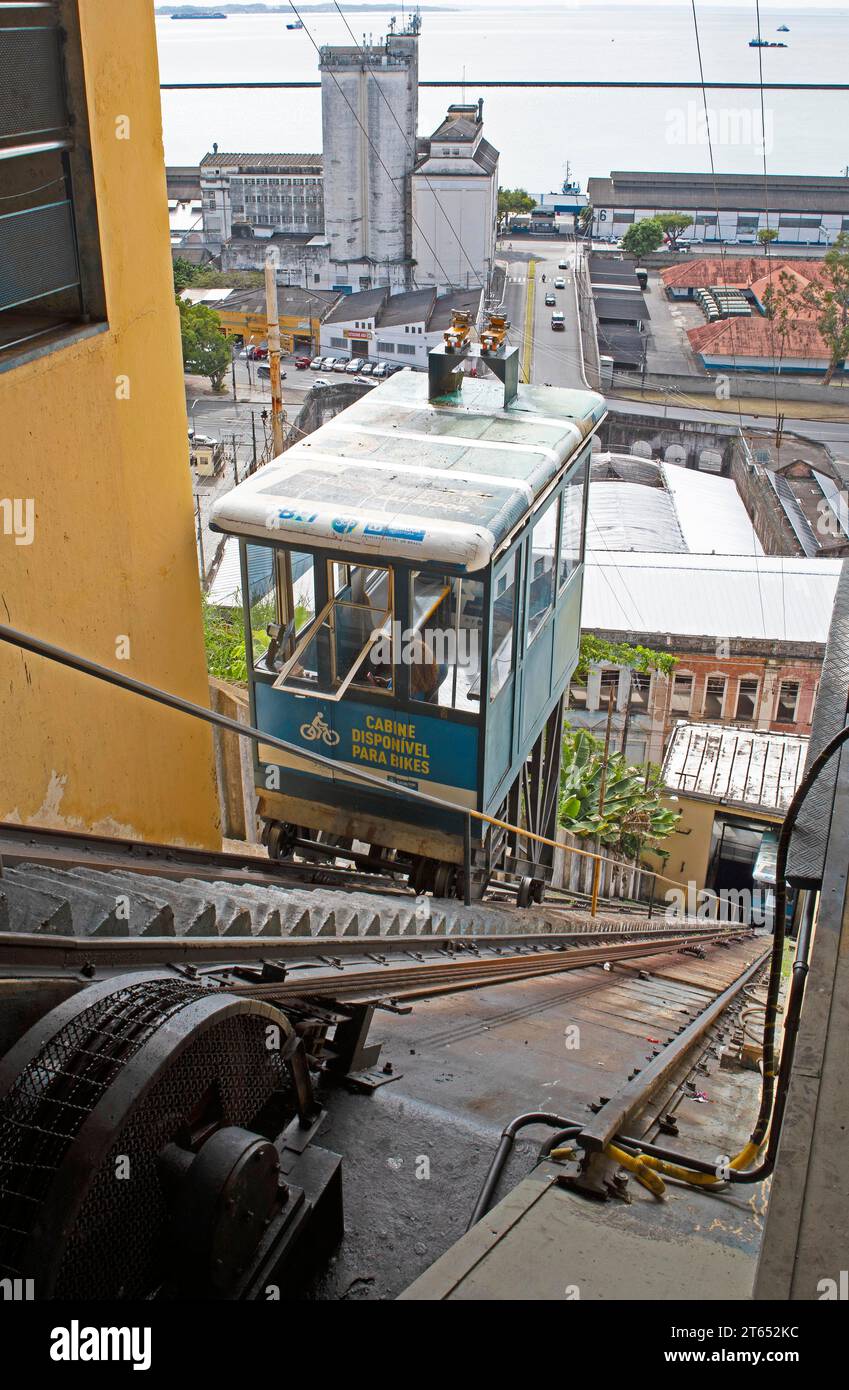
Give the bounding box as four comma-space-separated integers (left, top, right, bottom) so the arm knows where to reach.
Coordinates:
211, 330, 605, 903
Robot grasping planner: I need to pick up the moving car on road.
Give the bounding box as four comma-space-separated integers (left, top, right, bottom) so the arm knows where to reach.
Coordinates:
544, 292, 556, 306
558, 259, 568, 269
554, 277, 566, 289
551, 312, 565, 331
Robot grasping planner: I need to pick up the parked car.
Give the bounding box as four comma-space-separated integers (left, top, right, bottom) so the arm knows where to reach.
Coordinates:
551, 312, 565, 331
333, 359, 350, 373
355, 377, 377, 387
320, 357, 337, 370
294, 355, 312, 370
372, 363, 389, 378
312, 378, 331, 388
248, 346, 268, 361
257, 363, 286, 380
386, 363, 405, 375
554, 277, 566, 289
544, 292, 556, 306
345, 358, 366, 374
358, 362, 375, 375
309, 356, 324, 370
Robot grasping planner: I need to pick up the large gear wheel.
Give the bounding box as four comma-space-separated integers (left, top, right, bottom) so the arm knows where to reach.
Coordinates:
0, 972, 299, 1299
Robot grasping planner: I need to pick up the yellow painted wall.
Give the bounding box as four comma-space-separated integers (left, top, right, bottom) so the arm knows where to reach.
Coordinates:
645, 795, 780, 899
217, 306, 322, 354
0, 0, 220, 847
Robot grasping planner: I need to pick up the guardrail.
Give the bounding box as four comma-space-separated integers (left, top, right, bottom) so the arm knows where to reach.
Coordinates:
0, 621, 745, 923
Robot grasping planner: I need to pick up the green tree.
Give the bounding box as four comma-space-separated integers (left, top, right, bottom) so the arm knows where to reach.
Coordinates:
559, 727, 679, 860
656, 212, 693, 249
761, 267, 805, 370
178, 298, 231, 392
173, 256, 199, 291
191, 268, 265, 290
573, 633, 677, 684
498, 186, 536, 221
757, 227, 779, 246
801, 231, 849, 385
621, 217, 664, 258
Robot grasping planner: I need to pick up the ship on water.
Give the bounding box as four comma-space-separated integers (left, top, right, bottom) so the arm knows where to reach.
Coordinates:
286, 19, 304, 28
750, 37, 787, 47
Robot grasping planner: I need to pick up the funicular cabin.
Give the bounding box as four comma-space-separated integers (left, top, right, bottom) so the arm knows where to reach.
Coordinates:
211, 330, 605, 903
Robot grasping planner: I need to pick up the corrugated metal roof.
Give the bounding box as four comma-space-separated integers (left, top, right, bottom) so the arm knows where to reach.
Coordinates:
586, 455, 764, 557
663, 720, 808, 813
582, 552, 841, 641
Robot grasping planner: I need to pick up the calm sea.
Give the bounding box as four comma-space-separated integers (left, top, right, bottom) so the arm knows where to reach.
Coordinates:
156, 5, 849, 192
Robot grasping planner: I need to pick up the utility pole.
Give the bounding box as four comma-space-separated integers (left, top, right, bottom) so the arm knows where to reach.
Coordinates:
590, 686, 615, 917
251, 412, 257, 474
264, 247, 286, 457
194, 495, 206, 585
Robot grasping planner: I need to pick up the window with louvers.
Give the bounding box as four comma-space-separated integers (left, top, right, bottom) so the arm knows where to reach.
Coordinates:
0, 2, 104, 359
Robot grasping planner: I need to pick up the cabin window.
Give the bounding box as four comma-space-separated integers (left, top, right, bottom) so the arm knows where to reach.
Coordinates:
408, 572, 484, 711
527, 498, 560, 645
559, 459, 587, 589
490, 553, 518, 699
246, 544, 279, 669
272, 562, 392, 700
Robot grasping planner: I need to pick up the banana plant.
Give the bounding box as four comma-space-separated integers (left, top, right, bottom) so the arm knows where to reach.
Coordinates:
559, 726, 679, 859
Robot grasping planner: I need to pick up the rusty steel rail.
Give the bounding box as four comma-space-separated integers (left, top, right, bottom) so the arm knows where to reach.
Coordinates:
579, 944, 772, 1153
0, 924, 747, 1006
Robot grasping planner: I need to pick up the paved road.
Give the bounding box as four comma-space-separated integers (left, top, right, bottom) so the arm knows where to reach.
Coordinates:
496, 236, 587, 390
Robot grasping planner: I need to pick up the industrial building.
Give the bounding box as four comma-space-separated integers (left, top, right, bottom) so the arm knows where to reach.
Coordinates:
588, 169, 849, 246
411, 102, 498, 293
318, 284, 482, 366
199, 152, 325, 250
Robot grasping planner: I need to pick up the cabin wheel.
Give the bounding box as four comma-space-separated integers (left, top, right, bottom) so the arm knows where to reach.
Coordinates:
432, 862, 457, 900
264, 820, 297, 861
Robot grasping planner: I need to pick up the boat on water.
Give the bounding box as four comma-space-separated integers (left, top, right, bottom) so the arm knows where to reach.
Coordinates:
778, 25, 790, 33
750, 37, 787, 47
286, 20, 303, 28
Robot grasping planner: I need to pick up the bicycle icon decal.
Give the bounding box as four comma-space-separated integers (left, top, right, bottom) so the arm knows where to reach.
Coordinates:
299, 712, 340, 747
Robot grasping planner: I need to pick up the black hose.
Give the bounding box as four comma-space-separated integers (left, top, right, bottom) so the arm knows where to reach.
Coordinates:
538, 1126, 582, 1160
467, 1112, 579, 1229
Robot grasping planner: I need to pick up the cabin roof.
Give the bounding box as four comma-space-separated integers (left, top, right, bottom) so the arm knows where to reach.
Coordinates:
210, 371, 605, 571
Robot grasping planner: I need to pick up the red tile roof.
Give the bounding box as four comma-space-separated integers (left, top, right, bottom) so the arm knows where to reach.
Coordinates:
661, 257, 824, 291
688, 315, 830, 360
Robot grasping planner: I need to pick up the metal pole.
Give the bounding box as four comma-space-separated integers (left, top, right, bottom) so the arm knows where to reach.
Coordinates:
463, 814, 472, 907
251, 412, 258, 473
265, 247, 285, 457
590, 686, 615, 917
194, 495, 206, 583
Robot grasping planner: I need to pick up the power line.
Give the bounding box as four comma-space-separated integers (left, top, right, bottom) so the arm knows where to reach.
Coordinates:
160, 80, 849, 92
